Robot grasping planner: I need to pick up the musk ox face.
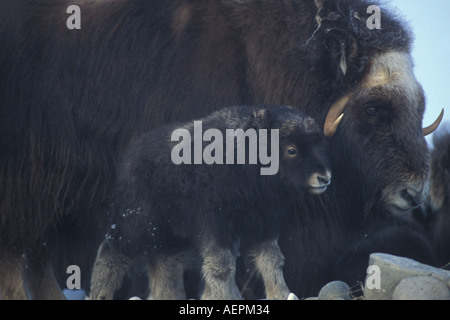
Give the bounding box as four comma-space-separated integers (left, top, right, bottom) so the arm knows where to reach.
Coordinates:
280, 137, 331, 195
325, 50, 443, 215
274, 111, 332, 195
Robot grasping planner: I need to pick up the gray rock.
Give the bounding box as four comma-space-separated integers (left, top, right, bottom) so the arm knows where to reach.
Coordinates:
287, 293, 299, 300
364, 253, 450, 300
393, 276, 450, 300
318, 281, 351, 300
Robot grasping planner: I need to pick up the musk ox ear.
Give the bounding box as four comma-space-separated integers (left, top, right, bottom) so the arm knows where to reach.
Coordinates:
251, 109, 269, 129
313, 1, 360, 79
323, 29, 353, 78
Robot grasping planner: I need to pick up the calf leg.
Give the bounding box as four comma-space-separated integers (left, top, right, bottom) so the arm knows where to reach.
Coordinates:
0, 252, 28, 300
251, 239, 290, 300
89, 241, 134, 300
200, 240, 241, 300
147, 250, 193, 300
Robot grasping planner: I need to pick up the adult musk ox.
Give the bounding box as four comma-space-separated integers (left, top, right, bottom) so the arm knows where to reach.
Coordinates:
421, 127, 450, 268
0, 0, 443, 299
90, 105, 334, 300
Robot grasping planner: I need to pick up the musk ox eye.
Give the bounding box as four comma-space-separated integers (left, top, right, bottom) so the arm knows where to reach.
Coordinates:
366, 106, 379, 115
287, 147, 297, 156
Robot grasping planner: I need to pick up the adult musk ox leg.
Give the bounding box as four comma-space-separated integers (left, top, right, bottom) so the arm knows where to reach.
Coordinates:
251, 239, 292, 300
0, 252, 28, 300
200, 240, 241, 300
26, 258, 65, 300
89, 241, 134, 300
147, 250, 193, 300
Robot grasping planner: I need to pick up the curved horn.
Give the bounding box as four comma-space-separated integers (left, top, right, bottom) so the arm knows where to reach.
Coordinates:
423, 108, 444, 136
324, 93, 352, 137
325, 113, 344, 138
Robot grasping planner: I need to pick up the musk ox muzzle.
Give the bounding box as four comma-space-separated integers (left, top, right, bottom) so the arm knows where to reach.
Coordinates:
382, 180, 428, 216
308, 170, 332, 195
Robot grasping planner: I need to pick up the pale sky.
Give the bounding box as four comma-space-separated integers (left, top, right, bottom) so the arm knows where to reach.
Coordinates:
387, 0, 450, 144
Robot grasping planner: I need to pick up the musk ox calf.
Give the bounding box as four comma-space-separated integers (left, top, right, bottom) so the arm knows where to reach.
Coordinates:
90, 105, 338, 300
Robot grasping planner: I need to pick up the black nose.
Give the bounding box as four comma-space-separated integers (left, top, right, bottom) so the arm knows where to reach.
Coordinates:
317, 172, 331, 186
401, 187, 424, 208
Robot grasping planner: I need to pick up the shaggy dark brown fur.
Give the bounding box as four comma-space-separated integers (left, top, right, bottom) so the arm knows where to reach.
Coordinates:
0, 0, 436, 299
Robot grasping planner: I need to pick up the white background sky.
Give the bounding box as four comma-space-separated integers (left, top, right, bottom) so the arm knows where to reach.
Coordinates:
388, 0, 450, 144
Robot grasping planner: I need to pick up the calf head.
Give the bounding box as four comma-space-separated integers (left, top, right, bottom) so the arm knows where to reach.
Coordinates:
256, 107, 335, 195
